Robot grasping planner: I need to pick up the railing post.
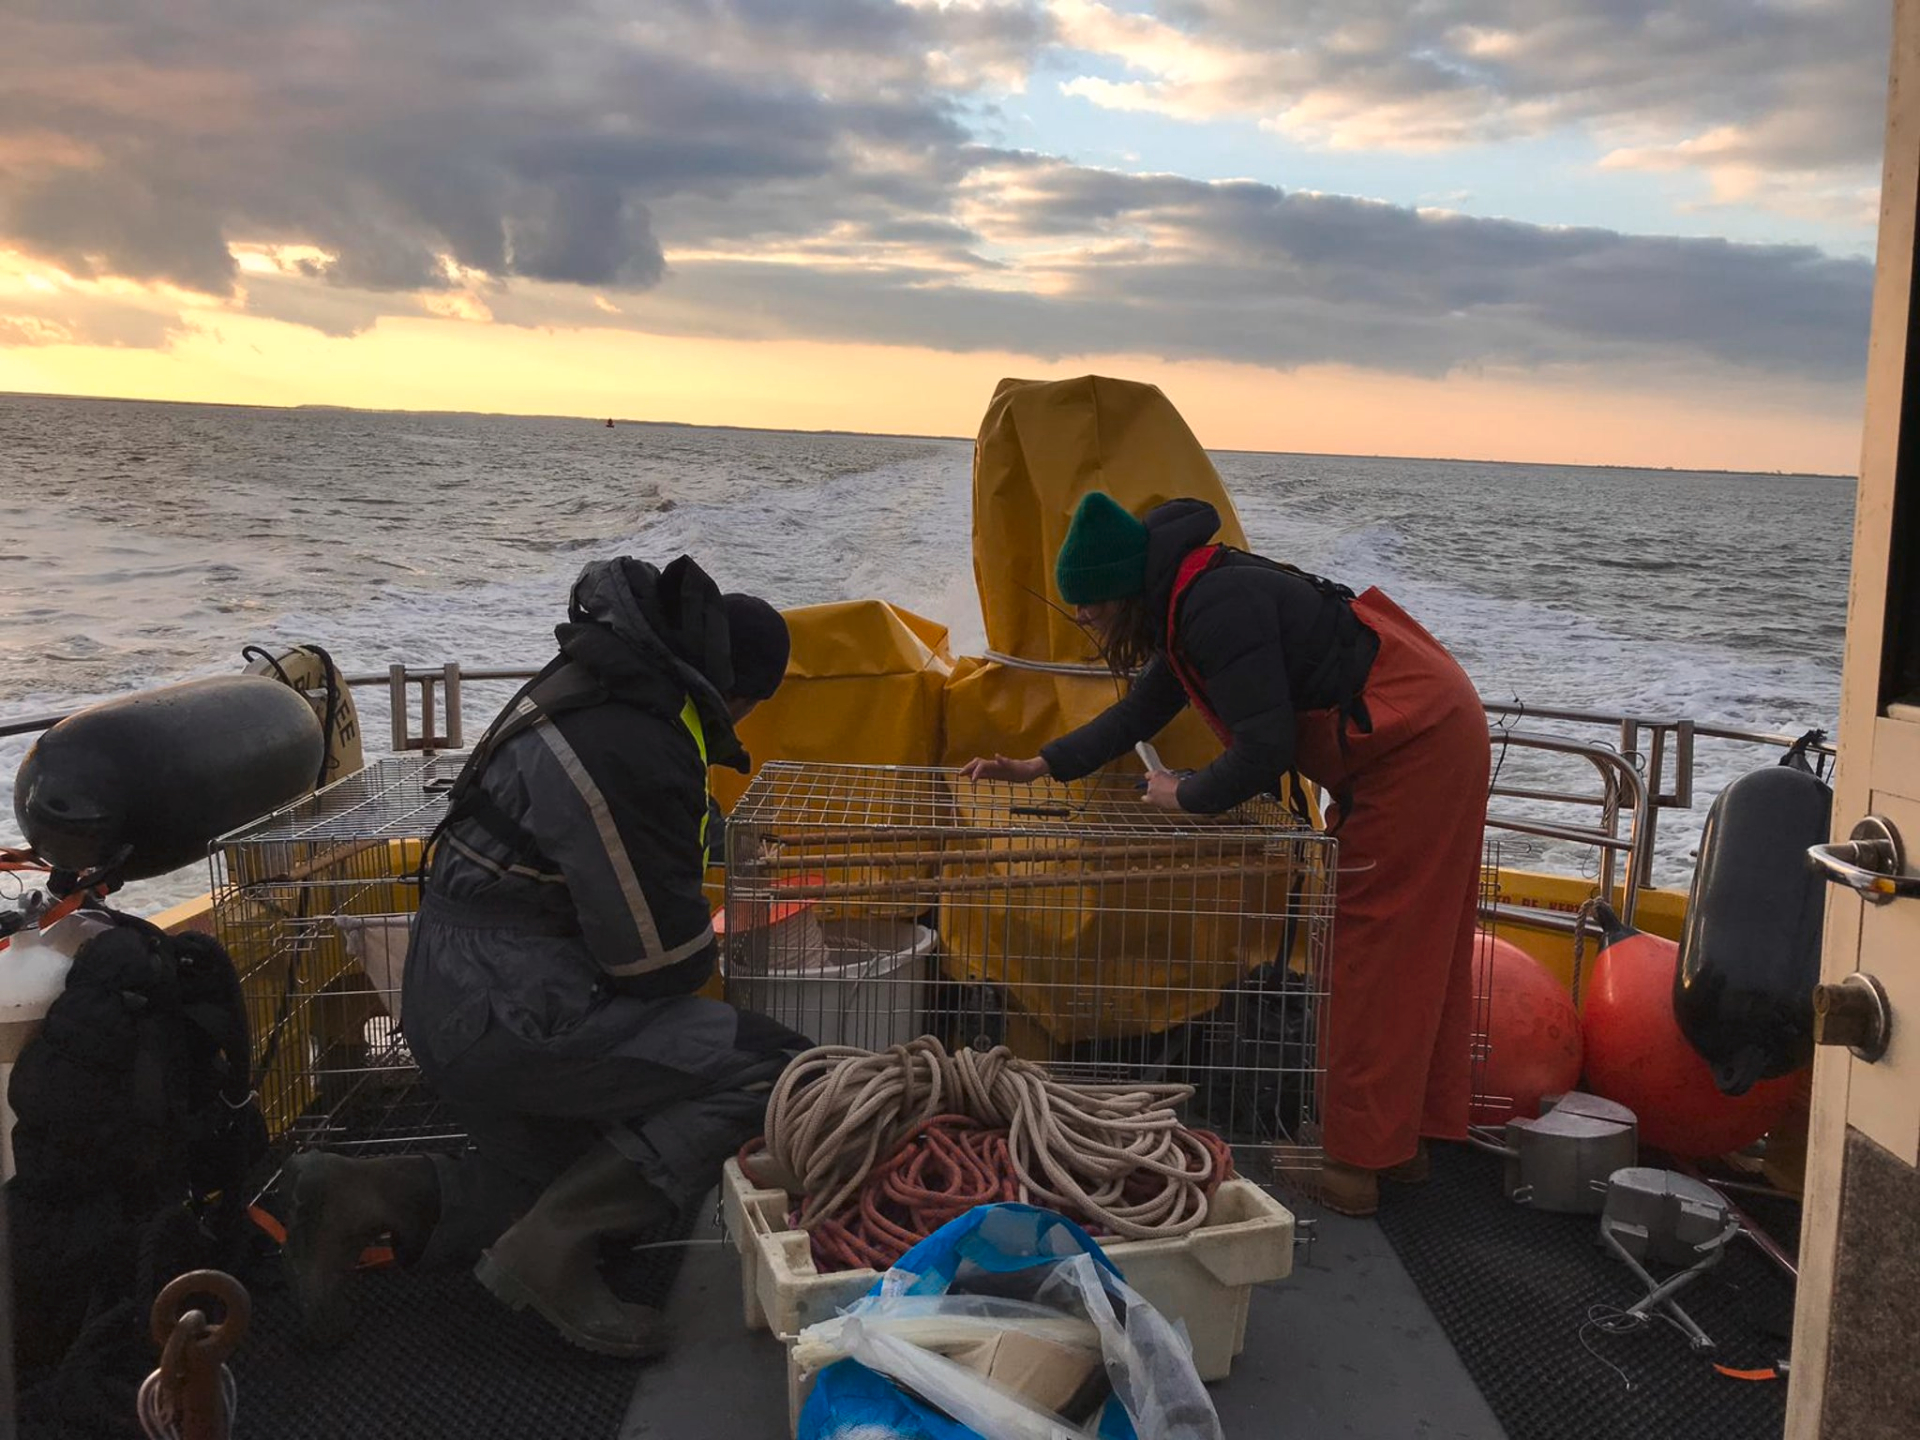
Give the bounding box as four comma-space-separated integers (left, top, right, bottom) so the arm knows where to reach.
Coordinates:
387, 664, 410, 752
442, 664, 463, 749
1640, 725, 1666, 891
419, 676, 436, 756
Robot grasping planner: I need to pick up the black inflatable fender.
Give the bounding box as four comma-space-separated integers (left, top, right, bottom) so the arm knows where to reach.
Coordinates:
13, 675, 325, 881
1675, 763, 1832, 1094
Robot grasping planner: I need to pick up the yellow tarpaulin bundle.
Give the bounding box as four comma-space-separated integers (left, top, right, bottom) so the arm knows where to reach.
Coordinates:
971, 374, 1251, 667
942, 375, 1249, 772
713, 598, 953, 812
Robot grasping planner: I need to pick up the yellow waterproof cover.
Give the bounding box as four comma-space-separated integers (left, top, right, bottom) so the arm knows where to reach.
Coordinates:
971, 375, 1249, 664
711, 598, 953, 812
947, 375, 1251, 773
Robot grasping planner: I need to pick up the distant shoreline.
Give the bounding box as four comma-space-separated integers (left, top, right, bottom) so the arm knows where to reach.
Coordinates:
0, 387, 1857, 482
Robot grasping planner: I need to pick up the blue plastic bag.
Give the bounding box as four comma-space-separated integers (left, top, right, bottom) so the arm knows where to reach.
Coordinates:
795, 1204, 1222, 1440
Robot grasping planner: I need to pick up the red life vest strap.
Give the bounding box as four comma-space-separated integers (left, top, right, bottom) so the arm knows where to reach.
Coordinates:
1164, 544, 1231, 745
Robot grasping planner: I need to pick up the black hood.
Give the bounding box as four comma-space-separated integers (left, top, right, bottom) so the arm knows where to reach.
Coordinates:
1141, 499, 1223, 606
558, 556, 748, 769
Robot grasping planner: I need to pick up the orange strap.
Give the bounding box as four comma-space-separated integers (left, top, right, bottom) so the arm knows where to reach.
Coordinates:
249, 1202, 394, 1269
0, 884, 98, 954
0, 847, 48, 872
1713, 1365, 1781, 1383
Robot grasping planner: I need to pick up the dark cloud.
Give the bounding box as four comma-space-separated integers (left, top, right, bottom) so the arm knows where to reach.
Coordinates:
607, 158, 1872, 382
0, 1, 1042, 293
0, 1, 1874, 388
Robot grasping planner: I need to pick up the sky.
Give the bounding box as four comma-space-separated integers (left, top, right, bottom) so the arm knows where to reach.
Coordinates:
0, 1, 1894, 471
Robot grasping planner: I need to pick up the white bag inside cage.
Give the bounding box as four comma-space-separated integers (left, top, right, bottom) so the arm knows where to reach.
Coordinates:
331, 911, 413, 1055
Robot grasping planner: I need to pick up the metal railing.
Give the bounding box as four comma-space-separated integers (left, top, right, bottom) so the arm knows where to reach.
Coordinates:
4, 665, 1835, 909
1482, 726, 1650, 931
1482, 700, 1833, 890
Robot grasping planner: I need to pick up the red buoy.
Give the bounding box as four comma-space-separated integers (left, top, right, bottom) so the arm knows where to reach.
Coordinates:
1582, 905, 1799, 1157
1469, 932, 1584, 1126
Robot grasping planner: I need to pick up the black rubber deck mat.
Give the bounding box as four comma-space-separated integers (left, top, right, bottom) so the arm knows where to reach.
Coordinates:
1374, 1142, 1794, 1440
230, 1207, 697, 1440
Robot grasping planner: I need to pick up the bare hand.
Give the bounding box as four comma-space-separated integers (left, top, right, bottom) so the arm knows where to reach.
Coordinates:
960, 754, 1049, 784
1141, 769, 1187, 811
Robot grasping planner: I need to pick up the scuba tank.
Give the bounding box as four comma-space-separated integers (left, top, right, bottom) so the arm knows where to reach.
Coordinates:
13, 675, 324, 883
1673, 732, 1832, 1095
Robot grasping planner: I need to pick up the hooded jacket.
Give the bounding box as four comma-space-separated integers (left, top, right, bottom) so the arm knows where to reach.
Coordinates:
1039, 500, 1378, 813
410, 557, 750, 1027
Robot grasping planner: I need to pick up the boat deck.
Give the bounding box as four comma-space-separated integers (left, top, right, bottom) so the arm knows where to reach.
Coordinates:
623, 1192, 1507, 1439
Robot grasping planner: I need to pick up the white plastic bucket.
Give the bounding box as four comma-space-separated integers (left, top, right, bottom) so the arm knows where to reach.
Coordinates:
1, 909, 112, 1178
727, 919, 938, 1050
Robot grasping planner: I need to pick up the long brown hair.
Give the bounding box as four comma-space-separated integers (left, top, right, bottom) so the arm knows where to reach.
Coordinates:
1096, 592, 1162, 680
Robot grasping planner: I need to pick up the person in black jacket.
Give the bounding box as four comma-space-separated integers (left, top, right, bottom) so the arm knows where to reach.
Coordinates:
964, 493, 1489, 1216
282, 556, 811, 1356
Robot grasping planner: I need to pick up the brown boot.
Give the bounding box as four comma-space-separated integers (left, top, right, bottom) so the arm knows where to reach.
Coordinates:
1319, 1160, 1380, 1217
283, 1151, 440, 1347
473, 1139, 676, 1358
1383, 1140, 1431, 1185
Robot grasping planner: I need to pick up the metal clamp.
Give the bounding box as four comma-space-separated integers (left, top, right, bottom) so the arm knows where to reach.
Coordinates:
1809, 816, 1920, 904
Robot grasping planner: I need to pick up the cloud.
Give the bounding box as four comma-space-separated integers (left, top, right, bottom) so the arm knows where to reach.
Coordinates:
0, 2, 1048, 295
0, 1, 1872, 392
616, 157, 1872, 383
1051, 1, 1888, 219
0, 249, 191, 349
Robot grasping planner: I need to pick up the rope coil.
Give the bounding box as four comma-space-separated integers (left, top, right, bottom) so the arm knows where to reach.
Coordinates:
754, 1038, 1232, 1265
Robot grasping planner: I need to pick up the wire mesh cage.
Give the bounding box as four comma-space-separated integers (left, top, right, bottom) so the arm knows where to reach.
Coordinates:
1464, 836, 1602, 1143
1469, 838, 1510, 1126
721, 762, 1338, 1184
211, 752, 465, 1156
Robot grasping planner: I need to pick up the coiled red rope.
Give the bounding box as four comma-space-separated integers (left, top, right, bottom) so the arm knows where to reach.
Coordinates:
740, 1039, 1237, 1273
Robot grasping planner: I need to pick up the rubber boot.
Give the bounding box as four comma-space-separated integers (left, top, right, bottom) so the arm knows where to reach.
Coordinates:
473, 1139, 675, 1358
1319, 1160, 1380, 1217
283, 1151, 440, 1347
1382, 1139, 1431, 1185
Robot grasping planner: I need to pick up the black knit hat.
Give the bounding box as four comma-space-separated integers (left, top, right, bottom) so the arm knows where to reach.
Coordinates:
724, 594, 790, 701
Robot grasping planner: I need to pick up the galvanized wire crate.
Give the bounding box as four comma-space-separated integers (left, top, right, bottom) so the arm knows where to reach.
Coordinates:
210, 752, 465, 1155
1470, 838, 1510, 1128
722, 762, 1338, 1184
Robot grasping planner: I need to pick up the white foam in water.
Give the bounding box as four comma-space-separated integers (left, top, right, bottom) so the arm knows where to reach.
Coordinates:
0, 397, 1852, 910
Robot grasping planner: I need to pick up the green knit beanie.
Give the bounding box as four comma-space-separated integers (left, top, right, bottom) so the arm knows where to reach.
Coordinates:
1055, 491, 1151, 605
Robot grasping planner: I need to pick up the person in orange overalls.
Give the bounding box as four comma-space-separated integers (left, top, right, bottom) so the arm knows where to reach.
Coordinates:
963, 492, 1490, 1215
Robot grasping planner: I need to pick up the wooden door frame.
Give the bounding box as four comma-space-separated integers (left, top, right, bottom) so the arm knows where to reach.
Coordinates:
1786, 3, 1917, 1431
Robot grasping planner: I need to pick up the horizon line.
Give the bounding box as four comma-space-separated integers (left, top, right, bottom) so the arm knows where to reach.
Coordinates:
0, 386, 1858, 482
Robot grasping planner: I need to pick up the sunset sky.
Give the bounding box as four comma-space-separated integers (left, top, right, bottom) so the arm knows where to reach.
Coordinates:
0, 2, 1891, 471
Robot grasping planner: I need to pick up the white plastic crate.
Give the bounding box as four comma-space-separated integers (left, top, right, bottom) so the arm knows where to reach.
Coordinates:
721, 1157, 1295, 1389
